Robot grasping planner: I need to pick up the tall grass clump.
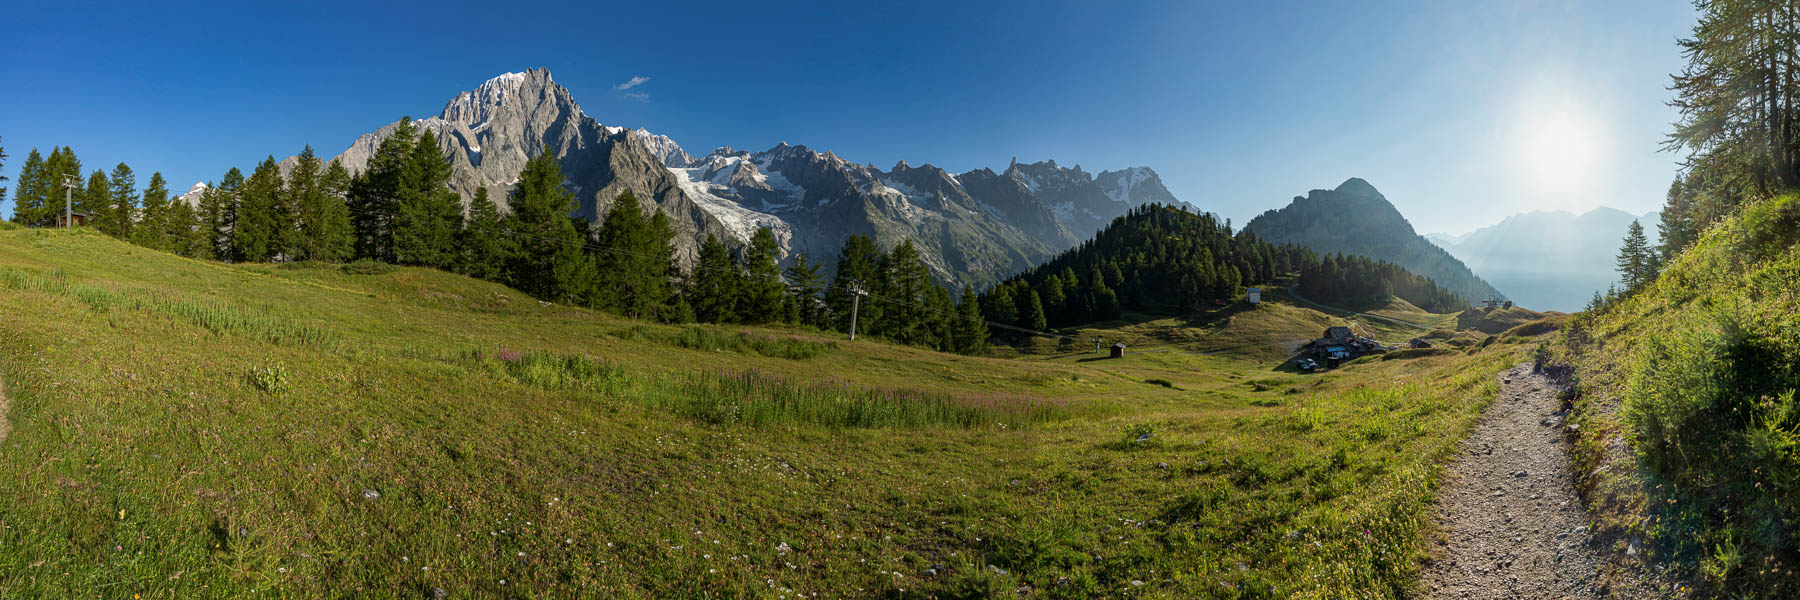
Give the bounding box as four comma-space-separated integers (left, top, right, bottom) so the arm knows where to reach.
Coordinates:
659, 370, 1071, 429
670, 326, 832, 359
0, 266, 339, 349
463, 347, 626, 391
1625, 303, 1800, 590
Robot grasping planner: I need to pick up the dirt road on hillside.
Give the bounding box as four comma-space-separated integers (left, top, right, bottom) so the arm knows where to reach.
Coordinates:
1415, 364, 1603, 599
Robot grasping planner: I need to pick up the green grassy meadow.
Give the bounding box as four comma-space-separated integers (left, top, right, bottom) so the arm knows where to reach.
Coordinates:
0, 228, 1545, 598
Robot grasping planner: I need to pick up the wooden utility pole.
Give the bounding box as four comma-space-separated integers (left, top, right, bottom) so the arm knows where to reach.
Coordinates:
848, 284, 868, 341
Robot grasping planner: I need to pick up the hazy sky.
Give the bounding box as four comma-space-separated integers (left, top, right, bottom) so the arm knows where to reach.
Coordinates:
1, 0, 1695, 235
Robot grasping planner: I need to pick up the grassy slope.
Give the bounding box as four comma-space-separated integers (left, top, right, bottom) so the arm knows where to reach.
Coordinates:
0, 228, 1542, 598
1553, 193, 1800, 596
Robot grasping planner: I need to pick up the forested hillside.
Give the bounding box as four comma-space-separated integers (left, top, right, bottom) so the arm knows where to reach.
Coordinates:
1244, 178, 1504, 304
981, 204, 1467, 332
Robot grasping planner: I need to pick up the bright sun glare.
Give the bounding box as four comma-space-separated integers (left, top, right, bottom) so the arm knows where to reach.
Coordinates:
1513, 96, 1608, 205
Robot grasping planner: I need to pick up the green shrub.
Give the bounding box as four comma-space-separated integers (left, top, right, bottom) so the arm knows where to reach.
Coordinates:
1625, 306, 1799, 587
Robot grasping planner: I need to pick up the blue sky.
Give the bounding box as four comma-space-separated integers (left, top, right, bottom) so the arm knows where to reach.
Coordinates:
2, 0, 1695, 234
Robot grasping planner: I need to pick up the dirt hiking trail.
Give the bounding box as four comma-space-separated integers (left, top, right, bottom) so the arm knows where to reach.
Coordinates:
1415, 363, 1602, 599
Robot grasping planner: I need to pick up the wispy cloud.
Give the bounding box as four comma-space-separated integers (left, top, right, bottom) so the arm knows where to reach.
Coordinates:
613, 75, 651, 101
613, 75, 650, 91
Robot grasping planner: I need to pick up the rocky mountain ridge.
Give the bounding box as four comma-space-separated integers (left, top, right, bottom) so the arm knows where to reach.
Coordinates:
290, 68, 1180, 287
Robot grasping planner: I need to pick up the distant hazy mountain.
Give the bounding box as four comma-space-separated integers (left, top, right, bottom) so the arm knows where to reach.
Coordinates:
294, 68, 1179, 288
1243, 178, 1503, 305
1426, 208, 1660, 312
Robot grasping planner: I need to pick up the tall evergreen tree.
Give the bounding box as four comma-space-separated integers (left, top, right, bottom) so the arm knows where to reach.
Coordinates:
77, 169, 108, 225
132, 172, 171, 251
393, 130, 462, 268
784, 251, 827, 328
1616, 220, 1654, 292
954, 286, 989, 355
349, 117, 417, 262
502, 146, 588, 301
1020, 289, 1048, 333
591, 192, 678, 320
689, 235, 741, 323
826, 234, 882, 333
286, 146, 322, 260
169, 196, 207, 258
41, 148, 84, 227
234, 157, 284, 262
100, 163, 138, 238
737, 227, 786, 324
202, 168, 244, 259
458, 186, 510, 280
876, 240, 933, 345
313, 160, 356, 261
9, 148, 42, 224
1667, 0, 1800, 195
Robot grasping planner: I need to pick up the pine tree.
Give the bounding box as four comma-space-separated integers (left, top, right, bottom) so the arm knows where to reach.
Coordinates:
689, 235, 741, 323
826, 235, 882, 333
133, 172, 171, 250
984, 281, 1019, 329
502, 146, 587, 301
9, 148, 42, 224
393, 130, 462, 268
954, 286, 989, 355
1668, 0, 1800, 194
169, 191, 206, 258
35, 147, 84, 227
458, 186, 510, 279
234, 157, 284, 262
1657, 175, 1700, 262
287, 146, 322, 260
1020, 289, 1048, 332
592, 192, 677, 319
203, 168, 244, 259
784, 252, 827, 328
925, 284, 957, 351
349, 117, 417, 262
101, 163, 138, 239
737, 227, 786, 324
313, 160, 355, 261
1616, 220, 1653, 292
877, 240, 933, 345
77, 169, 109, 225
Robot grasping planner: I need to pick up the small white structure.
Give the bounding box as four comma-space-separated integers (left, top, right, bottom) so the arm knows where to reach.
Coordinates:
1246, 287, 1262, 304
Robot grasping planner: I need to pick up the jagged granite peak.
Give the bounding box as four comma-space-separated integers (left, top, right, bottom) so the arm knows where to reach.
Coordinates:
301, 68, 1187, 287
176, 181, 208, 208
1242, 178, 1504, 303
1096, 167, 1178, 207
634, 127, 693, 168
1001, 159, 1152, 238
